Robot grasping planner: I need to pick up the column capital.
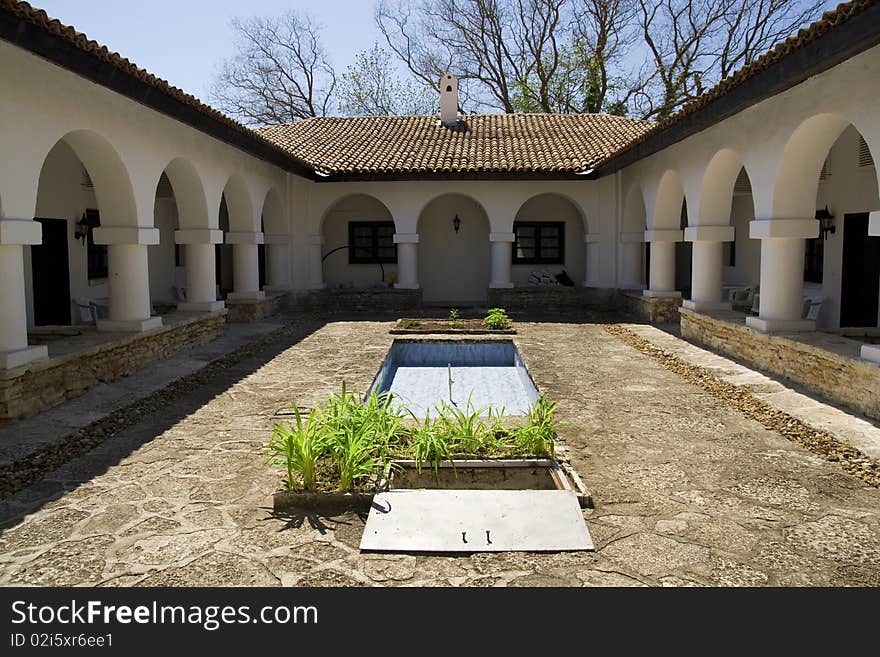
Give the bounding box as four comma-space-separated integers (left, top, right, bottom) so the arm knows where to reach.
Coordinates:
584, 233, 601, 244
0, 219, 41, 245
644, 229, 682, 243
174, 228, 223, 245
684, 226, 735, 242
308, 234, 324, 246
93, 227, 159, 245
393, 232, 420, 244
225, 231, 264, 245
489, 232, 515, 243
264, 233, 289, 245
868, 211, 880, 237
749, 218, 818, 239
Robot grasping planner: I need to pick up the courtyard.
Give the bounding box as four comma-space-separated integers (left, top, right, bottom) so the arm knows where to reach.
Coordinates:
1, 313, 877, 587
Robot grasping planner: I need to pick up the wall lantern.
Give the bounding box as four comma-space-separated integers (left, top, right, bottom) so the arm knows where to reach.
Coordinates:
452, 214, 461, 234
816, 205, 835, 240
74, 211, 100, 245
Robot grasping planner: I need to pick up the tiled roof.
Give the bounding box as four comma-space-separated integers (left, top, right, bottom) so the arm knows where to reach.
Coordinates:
0, 0, 312, 174
599, 0, 879, 171
1, 0, 876, 181
258, 114, 653, 178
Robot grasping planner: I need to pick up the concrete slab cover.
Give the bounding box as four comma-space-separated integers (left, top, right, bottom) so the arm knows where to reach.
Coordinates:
360, 489, 594, 553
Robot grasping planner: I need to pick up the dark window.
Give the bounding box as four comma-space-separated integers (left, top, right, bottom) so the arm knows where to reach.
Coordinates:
513, 221, 564, 264
804, 238, 823, 283
348, 221, 397, 264
85, 209, 109, 280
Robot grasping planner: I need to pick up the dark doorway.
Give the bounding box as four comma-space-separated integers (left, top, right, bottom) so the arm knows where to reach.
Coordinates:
258, 243, 266, 289
31, 217, 71, 326
840, 212, 880, 327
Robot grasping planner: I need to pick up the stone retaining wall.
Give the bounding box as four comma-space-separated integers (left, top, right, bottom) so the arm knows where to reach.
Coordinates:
286, 288, 422, 312
680, 308, 880, 420
616, 291, 681, 324
0, 312, 226, 420
225, 293, 285, 323
487, 287, 615, 314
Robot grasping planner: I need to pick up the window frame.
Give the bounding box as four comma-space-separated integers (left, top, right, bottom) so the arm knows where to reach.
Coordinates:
347, 221, 397, 264
512, 221, 565, 265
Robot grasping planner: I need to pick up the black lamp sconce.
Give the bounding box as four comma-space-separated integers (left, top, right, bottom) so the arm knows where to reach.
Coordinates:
74, 211, 100, 245
816, 205, 835, 240
453, 214, 461, 234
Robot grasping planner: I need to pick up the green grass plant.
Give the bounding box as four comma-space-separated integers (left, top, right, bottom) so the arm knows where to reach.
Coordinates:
483, 307, 511, 330
266, 405, 328, 491
408, 414, 453, 475
266, 384, 562, 491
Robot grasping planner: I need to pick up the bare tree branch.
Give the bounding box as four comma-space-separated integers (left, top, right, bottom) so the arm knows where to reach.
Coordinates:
209, 11, 337, 125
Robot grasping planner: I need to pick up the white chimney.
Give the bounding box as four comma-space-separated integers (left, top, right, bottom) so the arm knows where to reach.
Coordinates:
439, 72, 459, 126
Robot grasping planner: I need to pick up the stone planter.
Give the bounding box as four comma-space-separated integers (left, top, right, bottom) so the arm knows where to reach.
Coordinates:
271, 457, 592, 512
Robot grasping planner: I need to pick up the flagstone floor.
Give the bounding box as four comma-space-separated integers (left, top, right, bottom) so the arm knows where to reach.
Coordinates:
1, 318, 878, 586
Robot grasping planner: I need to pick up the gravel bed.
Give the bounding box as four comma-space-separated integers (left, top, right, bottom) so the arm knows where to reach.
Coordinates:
603, 323, 880, 488
0, 319, 319, 500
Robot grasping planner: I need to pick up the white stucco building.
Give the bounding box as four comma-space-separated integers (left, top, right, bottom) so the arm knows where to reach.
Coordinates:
0, 0, 878, 418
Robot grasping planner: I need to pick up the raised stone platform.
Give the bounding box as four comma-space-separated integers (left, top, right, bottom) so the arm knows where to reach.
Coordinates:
225, 292, 285, 323
287, 287, 422, 312
0, 311, 226, 420
616, 291, 682, 324
487, 286, 615, 313
680, 307, 880, 420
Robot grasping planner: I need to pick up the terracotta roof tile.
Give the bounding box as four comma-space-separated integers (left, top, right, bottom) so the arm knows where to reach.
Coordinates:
258, 114, 653, 177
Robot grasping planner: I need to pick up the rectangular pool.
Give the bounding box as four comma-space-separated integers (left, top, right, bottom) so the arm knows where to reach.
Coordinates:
370, 340, 539, 417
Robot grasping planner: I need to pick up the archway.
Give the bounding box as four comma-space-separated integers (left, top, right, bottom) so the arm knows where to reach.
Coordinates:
149, 171, 182, 308
513, 193, 584, 287
620, 185, 647, 289
645, 170, 685, 296
762, 114, 880, 330
812, 124, 879, 328
27, 131, 136, 326
321, 194, 395, 289
261, 187, 288, 289
417, 194, 490, 304
216, 174, 262, 301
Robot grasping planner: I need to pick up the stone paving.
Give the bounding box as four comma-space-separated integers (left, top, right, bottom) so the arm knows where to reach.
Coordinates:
1, 318, 879, 586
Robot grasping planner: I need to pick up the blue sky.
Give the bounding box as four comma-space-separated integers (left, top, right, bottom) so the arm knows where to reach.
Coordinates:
33, 1, 380, 102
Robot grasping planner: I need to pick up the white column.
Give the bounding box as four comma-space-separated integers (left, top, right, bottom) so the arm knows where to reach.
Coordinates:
643, 229, 682, 298
264, 233, 290, 291
307, 234, 324, 289
0, 219, 48, 369
92, 226, 163, 332
683, 225, 735, 311
583, 233, 601, 287
746, 218, 818, 333
175, 228, 224, 312
861, 211, 880, 361
619, 231, 645, 289
489, 232, 514, 288
393, 232, 419, 289
226, 231, 265, 301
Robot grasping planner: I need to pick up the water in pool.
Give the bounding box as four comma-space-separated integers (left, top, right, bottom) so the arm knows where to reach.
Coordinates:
370, 340, 539, 417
